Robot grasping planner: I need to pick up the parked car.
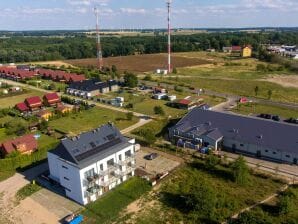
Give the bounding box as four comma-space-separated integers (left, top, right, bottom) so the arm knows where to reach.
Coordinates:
285, 118, 298, 124
259, 114, 272, 119
144, 153, 158, 160
272, 115, 280, 122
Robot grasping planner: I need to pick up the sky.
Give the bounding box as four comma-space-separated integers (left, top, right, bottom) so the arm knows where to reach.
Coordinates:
0, 0, 297, 30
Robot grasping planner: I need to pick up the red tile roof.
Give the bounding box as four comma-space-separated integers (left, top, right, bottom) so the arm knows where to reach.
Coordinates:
1, 134, 38, 155
15, 102, 29, 112
232, 46, 242, 51
25, 96, 42, 107
179, 99, 192, 105
44, 92, 60, 103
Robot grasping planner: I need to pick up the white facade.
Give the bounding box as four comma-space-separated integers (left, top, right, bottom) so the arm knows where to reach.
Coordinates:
48, 139, 136, 205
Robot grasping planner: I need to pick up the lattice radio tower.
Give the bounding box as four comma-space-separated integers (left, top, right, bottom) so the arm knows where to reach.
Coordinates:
94, 7, 103, 70
167, 0, 172, 73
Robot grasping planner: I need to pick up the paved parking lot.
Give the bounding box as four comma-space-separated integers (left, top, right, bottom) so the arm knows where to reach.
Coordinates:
30, 188, 82, 220
135, 149, 181, 177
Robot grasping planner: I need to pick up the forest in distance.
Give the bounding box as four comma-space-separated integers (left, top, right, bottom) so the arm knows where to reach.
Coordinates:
0, 31, 297, 63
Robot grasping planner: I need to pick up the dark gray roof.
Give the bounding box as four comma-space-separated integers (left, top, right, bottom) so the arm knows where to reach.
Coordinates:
171, 108, 298, 154
50, 124, 132, 168
69, 79, 108, 92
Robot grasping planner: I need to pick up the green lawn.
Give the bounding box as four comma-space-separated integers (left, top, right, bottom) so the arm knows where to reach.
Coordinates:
0, 89, 45, 108
37, 134, 59, 151
0, 128, 14, 142
83, 177, 151, 224
134, 160, 284, 224
233, 103, 298, 119
27, 79, 68, 92
49, 107, 139, 134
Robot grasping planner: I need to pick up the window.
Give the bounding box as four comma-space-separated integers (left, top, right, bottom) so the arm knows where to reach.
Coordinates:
100, 164, 103, 171
62, 165, 68, 169
240, 144, 244, 147
65, 187, 71, 192
84, 168, 95, 179
265, 150, 268, 153
286, 155, 290, 158
273, 152, 276, 155
118, 154, 122, 161
64, 177, 70, 181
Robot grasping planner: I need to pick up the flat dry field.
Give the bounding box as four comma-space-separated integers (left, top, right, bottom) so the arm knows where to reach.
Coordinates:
65, 53, 210, 73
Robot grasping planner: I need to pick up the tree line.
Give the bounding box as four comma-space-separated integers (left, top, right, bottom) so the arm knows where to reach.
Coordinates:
0, 32, 297, 63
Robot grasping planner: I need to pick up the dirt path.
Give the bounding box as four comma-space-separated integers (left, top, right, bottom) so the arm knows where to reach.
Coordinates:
0, 163, 48, 224
261, 75, 298, 89
225, 184, 289, 223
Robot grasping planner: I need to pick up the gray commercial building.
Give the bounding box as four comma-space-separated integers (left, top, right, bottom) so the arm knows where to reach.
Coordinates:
169, 108, 298, 164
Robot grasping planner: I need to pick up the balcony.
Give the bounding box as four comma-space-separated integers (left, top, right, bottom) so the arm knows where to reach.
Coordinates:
98, 176, 119, 187
118, 155, 135, 166
86, 173, 100, 183
86, 184, 101, 195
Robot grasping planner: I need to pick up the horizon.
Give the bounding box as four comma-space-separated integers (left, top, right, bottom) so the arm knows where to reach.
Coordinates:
0, 0, 297, 30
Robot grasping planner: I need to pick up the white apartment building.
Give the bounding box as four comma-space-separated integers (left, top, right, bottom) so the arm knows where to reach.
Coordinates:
47, 124, 136, 205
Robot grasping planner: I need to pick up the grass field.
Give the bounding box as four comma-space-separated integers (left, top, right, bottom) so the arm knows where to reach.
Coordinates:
160, 77, 298, 104
83, 177, 151, 224
16, 183, 42, 201
65, 53, 210, 73
0, 88, 45, 109
132, 161, 284, 224
233, 103, 298, 119
230, 184, 298, 224
104, 89, 224, 118
49, 107, 139, 135
0, 170, 15, 182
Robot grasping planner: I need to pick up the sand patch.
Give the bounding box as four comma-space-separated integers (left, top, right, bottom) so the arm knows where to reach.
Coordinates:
263, 75, 298, 88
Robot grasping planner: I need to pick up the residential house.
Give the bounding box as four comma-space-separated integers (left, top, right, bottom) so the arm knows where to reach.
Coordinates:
15, 102, 30, 113
25, 96, 43, 111
37, 110, 53, 121
169, 109, 298, 164
242, 45, 252, 57
43, 92, 61, 107
56, 105, 72, 114
222, 47, 232, 53
0, 134, 38, 155
47, 124, 136, 205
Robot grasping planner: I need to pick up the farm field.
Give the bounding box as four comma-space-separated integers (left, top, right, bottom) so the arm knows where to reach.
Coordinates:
65, 53, 210, 73
233, 103, 298, 119
0, 88, 45, 109
49, 106, 139, 135
129, 160, 284, 224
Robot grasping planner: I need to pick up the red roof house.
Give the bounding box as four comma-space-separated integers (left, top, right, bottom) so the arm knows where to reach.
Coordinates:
43, 92, 61, 107
1, 134, 38, 155
25, 96, 43, 110
15, 102, 29, 113
232, 46, 242, 51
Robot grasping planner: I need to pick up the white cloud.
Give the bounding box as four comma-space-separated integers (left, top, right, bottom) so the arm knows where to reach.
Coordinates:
120, 8, 147, 14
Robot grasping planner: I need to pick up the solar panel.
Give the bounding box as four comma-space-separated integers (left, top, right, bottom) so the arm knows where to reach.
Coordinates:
75, 138, 122, 162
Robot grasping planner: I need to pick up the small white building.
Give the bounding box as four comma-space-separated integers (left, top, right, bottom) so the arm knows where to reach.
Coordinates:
48, 124, 136, 205
153, 93, 167, 100
156, 69, 168, 75
168, 95, 177, 101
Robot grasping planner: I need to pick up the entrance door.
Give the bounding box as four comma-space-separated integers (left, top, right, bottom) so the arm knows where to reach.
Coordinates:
256, 150, 261, 158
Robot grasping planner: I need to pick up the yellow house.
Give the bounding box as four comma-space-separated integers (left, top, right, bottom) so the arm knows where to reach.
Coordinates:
37, 110, 53, 121
56, 105, 72, 114
241, 45, 252, 57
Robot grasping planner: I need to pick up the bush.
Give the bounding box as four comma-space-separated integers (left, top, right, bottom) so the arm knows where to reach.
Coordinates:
154, 106, 165, 116
126, 112, 133, 121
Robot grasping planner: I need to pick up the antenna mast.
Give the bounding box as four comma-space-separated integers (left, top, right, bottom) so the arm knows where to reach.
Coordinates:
94, 7, 103, 70
167, 0, 172, 73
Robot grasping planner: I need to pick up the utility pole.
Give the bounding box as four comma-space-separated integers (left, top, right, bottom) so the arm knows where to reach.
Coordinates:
94, 7, 103, 70
167, 0, 172, 73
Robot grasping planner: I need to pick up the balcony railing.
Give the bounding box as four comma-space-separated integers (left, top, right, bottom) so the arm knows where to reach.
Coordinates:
86, 184, 101, 195
86, 173, 100, 183
98, 175, 119, 187
118, 155, 135, 165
